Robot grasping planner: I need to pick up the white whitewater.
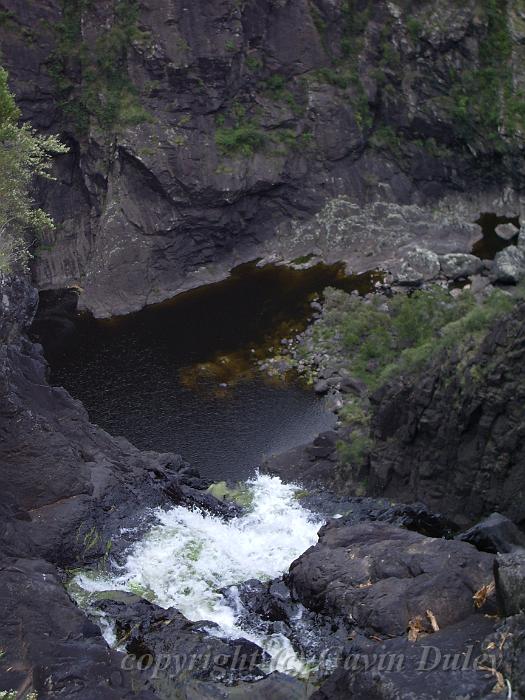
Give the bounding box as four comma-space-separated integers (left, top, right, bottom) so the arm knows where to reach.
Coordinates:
74, 473, 324, 674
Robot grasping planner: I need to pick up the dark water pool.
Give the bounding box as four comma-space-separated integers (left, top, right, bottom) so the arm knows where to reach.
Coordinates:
43, 262, 378, 482
473, 212, 520, 259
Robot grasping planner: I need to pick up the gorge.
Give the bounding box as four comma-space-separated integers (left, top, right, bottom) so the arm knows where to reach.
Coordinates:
1, 1, 525, 699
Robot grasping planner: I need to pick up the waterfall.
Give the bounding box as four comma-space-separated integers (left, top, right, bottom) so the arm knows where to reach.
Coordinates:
74, 474, 324, 674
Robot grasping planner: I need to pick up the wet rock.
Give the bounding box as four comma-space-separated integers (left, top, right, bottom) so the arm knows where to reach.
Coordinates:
493, 245, 525, 283
96, 596, 268, 685
457, 513, 525, 554
287, 522, 495, 637
495, 222, 519, 240
227, 577, 348, 677
0, 276, 217, 567
165, 479, 242, 518
263, 441, 330, 486
228, 579, 296, 624
222, 672, 313, 700
439, 253, 484, 280
495, 551, 525, 616
312, 615, 500, 700
262, 429, 340, 488
0, 275, 230, 697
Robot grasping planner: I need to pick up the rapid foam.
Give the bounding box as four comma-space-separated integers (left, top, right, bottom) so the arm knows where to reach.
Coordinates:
74, 474, 323, 673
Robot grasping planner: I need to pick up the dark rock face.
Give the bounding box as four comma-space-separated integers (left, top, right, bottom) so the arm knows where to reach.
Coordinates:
369, 303, 525, 527
312, 615, 501, 700
458, 513, 525, 554
0, 272, 227, 697
1, 0, 523, 316
287, 521, 495, 638
0, 318, 211, 565
487, 614, 525, 700
262, 430, 340, 487
495, 552, 525, 617
0, 558, 156, 699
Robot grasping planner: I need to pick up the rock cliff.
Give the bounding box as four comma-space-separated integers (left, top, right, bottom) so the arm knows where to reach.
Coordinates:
1, 0, 524, 315
369, 301, 525, 528
0, 271, 220, 695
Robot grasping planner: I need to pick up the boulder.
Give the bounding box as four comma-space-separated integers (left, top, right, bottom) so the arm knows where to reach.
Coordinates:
394, 248, 441, 285
306, 431, 339, 460
457, 512, 525, 554
312, 615, 500, 700
493, 245, 525, 283
439, 253, 484, 280
371, 502, 456, 538
495, 222, 519, 240
287, 522, 495, 638
495, 551, 525, 616
314, 379, 330, 395
469, 274, 493, 298
338, 375, 367, 396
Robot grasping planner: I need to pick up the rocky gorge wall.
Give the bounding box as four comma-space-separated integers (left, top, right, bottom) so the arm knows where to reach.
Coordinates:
369, 301, 525, 528
1, 0, 525, 316
2, 2, 525, 697
0, 272, 232, 696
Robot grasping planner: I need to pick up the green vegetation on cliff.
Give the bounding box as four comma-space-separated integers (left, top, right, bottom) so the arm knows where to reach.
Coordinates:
295, 284, 520, 476
309, 0, 525, 158
447, 0, 525, 150
313, 285, 516, 392
0, 68, 67, 273
48, 0, 150, 134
